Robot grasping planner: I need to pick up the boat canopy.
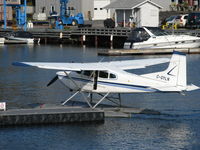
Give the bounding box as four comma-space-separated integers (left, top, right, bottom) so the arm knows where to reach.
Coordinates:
9, 31, 33, 38
126, 27, 169, 42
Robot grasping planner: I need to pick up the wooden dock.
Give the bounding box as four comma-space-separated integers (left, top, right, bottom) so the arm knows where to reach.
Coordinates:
0, 27, 130, 47
0, 106, 104, 126
1, 28, 200, 48
98, 48, 200, 56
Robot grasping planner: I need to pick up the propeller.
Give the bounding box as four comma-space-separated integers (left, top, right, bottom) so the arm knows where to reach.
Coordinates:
47, 75, 59, 87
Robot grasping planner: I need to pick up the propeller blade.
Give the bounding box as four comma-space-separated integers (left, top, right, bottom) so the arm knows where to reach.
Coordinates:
47, 75, 59, 87
93, 71, 98, 90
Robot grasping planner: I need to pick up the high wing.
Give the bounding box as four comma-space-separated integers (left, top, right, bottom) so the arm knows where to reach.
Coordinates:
12, 58, 170, 71
106, 58, 170, 70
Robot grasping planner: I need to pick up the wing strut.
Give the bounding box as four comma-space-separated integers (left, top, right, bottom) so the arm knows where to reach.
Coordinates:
62, 91, 80, 105
61, 71, 110, 109
92, 92, 110, 109
63, 71, 93, 108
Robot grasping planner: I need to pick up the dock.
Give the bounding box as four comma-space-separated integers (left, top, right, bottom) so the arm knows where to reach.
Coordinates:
1, 28, 200, 48
0, 106, 104, 126
98, 48, 200, 56
0, 27, 130, 47
0, 102, 164, 126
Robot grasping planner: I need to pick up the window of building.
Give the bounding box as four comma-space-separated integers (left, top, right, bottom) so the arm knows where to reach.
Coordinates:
51, 5, 55, 13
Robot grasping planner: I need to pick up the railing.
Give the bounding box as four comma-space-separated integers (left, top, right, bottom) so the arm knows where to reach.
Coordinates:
71, 27, 131, 37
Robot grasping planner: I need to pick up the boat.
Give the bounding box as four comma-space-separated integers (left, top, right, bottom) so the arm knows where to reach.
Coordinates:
0, 37, 5, 44
123, 27, 200, 49
5, 31, 34, 44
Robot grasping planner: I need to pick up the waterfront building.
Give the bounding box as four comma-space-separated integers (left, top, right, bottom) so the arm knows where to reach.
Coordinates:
104, 0, 162, 27
34, 0, 116, 20
0, 0, 13, 21
1, 0, 200, 22
0, 0, 35, 21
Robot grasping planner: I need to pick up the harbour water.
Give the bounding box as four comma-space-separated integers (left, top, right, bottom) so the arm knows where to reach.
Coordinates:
0, 44, 200, 150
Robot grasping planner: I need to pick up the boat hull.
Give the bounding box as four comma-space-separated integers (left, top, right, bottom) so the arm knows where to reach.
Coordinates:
0, 38, 5, 44
124, 36, 200, 49
7, 37, 34, 44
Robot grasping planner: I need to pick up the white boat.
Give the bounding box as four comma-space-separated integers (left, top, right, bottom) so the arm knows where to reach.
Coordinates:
0, 37, 5, 44
5, 31, 34, 44
124, 27, 200, 49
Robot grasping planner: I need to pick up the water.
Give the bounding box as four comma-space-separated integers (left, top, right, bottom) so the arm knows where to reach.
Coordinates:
1, 44, 200, 150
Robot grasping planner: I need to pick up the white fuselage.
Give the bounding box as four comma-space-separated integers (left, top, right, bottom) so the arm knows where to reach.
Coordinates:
56, 70, 175, 94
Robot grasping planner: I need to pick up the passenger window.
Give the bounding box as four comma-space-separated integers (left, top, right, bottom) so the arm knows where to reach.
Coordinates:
109, 73, 116, 79
99, 71, 108, 78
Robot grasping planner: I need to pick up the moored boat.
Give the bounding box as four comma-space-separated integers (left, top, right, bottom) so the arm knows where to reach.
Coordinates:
0, 37, 5, 44
5, 31, 34, 44
124, 27, 200, 49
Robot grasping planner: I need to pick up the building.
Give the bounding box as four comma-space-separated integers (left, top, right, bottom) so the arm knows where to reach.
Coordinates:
104, 0, 162, 27
2, 0, 200, 23
34, 0, 95, 20
0, 0, 34, 21
0, 0, 17, 21
34, 0, 116, 20
173, 0, 200, 10
151, 0, 171, 11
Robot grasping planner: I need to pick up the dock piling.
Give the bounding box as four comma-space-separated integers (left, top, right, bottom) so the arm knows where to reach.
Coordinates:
95, 36, 98, 47
110, 35, 113, 49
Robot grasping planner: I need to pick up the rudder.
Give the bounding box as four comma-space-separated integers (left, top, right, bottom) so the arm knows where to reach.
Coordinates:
142, 51, 186, 88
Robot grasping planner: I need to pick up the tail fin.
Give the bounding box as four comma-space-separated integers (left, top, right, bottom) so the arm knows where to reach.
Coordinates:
142, 51, 186, 89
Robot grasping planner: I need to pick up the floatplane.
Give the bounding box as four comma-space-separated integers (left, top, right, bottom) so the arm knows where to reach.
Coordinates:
13, 51, 199, 109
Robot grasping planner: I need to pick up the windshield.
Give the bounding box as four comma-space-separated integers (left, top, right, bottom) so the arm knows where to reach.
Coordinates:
145, 27, 169, 36
127, 27, 170, 42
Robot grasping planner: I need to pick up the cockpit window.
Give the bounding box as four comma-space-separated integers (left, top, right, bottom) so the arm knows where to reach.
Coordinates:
82, 71, 94, 77
76, 71, 81, 74
99, 71, 108, 78
77, 70, 116, 79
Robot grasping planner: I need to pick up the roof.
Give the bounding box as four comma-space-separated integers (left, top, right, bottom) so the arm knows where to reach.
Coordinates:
104, 0, 163, 10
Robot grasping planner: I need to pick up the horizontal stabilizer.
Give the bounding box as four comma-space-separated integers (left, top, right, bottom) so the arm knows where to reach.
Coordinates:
186, 84, 200, 91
